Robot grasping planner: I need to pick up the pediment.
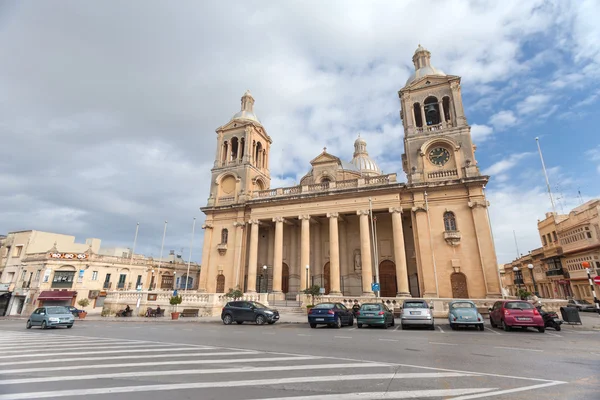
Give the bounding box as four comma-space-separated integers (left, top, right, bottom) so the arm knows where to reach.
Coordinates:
217, 119, 260, 132
309, 152, 341, 166
405, 75, 459, 91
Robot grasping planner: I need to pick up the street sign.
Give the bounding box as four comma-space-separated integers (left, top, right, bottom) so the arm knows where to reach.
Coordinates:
593, 276, 600, 285
173, 290, 178, 297
137, 285, 142, 292
319, 288, 326, 294
371, 282, 380, 292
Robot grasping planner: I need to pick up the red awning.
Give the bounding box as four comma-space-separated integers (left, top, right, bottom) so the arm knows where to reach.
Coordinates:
37, 291, 77, 300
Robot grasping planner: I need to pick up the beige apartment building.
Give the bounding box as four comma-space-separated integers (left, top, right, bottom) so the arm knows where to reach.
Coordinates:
0, 230, 200, 316
505, 199, 600, 303
197, 46, 502, 301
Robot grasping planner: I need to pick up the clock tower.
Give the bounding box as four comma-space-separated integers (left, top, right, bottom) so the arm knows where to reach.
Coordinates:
399, 45, 480, 184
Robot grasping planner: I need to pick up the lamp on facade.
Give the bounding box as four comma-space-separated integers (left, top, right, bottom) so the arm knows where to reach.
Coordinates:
513, 266, 522, 292
262, 265, 268, 293
305, 265, 310, 291
527, 263, 539, 297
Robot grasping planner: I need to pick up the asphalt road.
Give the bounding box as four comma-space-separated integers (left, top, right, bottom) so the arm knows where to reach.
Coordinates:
0, 319, 598, 400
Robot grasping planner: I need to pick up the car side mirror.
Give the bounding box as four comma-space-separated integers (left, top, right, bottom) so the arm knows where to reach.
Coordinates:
40, 313, 45, 316
429, 306, 433, 310
488, 308, 493, 312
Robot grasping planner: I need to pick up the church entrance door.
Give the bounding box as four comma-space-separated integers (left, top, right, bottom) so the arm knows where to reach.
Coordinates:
379, 260, 397, 297
282, 263, 289, 294
323, 262, 330, 295
451, 272, 469, 298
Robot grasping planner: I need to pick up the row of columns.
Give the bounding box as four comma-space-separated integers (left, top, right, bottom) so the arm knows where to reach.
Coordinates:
246, 208, 411, 297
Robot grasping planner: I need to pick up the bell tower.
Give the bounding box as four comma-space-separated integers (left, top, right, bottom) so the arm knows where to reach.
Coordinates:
206, 90, 272, 207
399, 45, 480, 184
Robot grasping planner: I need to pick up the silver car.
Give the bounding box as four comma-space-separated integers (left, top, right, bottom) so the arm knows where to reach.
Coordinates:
400, 300, 435, 330
27, 306, 75, 329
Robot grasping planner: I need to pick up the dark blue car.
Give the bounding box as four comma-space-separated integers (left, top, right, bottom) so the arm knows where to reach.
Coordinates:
308, 302, 354, 329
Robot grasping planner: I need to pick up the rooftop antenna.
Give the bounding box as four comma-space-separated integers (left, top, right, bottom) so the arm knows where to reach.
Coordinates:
535, 137, 557, 218
578, 188, 584, 205
513, 230, 520, 260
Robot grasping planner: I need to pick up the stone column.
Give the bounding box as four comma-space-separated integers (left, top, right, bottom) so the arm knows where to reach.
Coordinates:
339, 219, 349, 278
327, 213, 342, 295
198, 223, 213, 292
290, 223, 297, 280
313, 220, 322, 279
469, 200, 502, 297
357, 210, 374, 296
420, 104, 427, 128
272, 217, 284, 293
233, 221, 245, 288
246, 220, 260, 293
390, 208, 411, 297
438, 100, 444, 124
299, 215, 311, 291
412, 204, 437, 297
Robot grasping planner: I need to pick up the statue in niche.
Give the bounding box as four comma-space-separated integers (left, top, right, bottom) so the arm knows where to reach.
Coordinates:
353, 249, 361, 271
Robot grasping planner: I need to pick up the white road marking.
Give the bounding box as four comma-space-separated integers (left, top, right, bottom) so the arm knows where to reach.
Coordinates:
263, 332, 276, 335
493, 346, 543, 353
297, 334, 312, 337
334, 336, 352, 339
1, 343, 162, 354
0, 363, 389, 385
1, 346, 215, 359
247, 388, 496, 400
0, 373, 476, 400
394, 325, 400, 331
348, 328, 357, 331
448, 381, 565, 400
437, 326, 445, 333
0, 339, 133, 349
378, 339, 399, 342
545, 332, 562, 338
5, 351, 258, 366
429, 342, 458, 346
484, 327, 502, 335
0, 356, 319, 375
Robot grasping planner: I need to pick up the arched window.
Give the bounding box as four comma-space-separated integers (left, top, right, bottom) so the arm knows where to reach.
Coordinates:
222, 141, 228, 164
239, 137, 245, 159
424, 96, 441, 126
443, 212, 457, 232
230, 137, 239, 161
221, 228, 228, 244
321, 177, 331, 184
442, 96, 451, 123
413, 103, 423, 127
255, 142, 263, 167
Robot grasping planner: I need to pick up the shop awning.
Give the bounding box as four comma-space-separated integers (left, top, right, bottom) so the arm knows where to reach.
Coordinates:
37, 291, 77, 300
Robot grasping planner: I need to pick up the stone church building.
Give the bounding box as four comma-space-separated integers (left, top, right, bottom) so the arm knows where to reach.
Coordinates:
198, 46, 502, 300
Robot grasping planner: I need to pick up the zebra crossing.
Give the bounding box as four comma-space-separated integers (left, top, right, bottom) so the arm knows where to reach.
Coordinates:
0, 329, 565, 399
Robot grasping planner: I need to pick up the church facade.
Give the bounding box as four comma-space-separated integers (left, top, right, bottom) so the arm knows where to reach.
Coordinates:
198, 46, 502, 300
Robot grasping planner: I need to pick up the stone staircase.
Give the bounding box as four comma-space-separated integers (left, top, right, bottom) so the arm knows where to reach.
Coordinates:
269, 300, 305, 315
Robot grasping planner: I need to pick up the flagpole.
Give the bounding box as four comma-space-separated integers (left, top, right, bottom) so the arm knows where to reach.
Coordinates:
369, 198, 380, 297
535, 137, 557, 217
185, 218, 197, 293
129, 223, 139, 266
157, 220, 168, 289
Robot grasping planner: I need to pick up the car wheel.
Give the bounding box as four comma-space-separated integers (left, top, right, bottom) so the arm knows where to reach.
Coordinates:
478, 324, 485, 331
67, 324, 73, 329
357, 323, 363, 329
391, 318, 395, 327
268, 321, 276, 325
537, 326, 545, 333
554, 324, 561, 331
310, 323, 317, 329
501, 320, 510, 332
255, 315, 266, 325
222, 314, 233, 325
334, 316, 342, 329
236, 321, 243, 325
41, 321, 47, 330
450, 323, 456, 330
348, 316, 354, 327
401, 324, 406, 330
429, 324, 435, 330
383, 321, 388, 329
26, 320, 32, 329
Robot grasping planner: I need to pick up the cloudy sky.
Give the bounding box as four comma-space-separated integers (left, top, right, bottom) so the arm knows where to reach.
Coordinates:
1, 1, 599, 263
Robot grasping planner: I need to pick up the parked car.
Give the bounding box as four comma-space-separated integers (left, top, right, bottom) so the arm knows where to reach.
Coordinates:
356, 303, 395, 329
448, 300, 484, 331
65, 306, 85, 317
221, 301, 279, 325
489, 300, 545, 333
26, 306, 75, 329
400, 300, 434, 330
567, 299, 597, 312
308, 302, 354, 329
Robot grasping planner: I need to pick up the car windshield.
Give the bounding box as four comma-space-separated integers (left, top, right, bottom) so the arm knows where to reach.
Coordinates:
505, 302, 534, 310
46, 306, 70, 315
361, 304, 382, 311
249, 302, 267, 309
404, 302, 427, 308
578, 300, 592, 304
451, 302, 475, 309
314, 303, 335, 309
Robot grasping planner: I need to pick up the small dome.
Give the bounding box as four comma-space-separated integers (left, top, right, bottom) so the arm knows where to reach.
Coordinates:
349, 136, 382, 176
231, 90, 261, 124
406, 45, 446, 85
232, 110, 261, 123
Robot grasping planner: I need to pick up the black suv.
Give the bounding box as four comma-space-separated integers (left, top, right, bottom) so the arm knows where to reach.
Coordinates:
221, 301, 280, 325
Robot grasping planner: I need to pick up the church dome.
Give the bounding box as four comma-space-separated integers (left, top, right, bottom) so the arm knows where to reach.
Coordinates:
405, 45, 446, 85
231, 90, 261, 123
349, 136, 382, 176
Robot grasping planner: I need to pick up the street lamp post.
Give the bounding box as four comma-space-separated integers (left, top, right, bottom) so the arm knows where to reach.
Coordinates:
527, 263, 539, 297
305, 265, 309, 291
263, 265, 268, 293
513, 266, 521, 294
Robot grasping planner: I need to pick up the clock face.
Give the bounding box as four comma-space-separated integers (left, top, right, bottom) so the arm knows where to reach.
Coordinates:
428, 147, 450, 166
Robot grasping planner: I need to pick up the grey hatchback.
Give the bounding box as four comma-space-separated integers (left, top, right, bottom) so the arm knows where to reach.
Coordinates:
400, 300, 435, 330
27, 306, 75, 329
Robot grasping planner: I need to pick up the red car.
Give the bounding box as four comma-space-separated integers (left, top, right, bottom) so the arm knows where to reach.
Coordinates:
489, 300, 545, 333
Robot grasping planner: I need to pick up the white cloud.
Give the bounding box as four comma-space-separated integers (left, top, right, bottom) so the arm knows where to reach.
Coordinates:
488, 110, 518, 130
471, 124, 494, 142
517, 94, 552, 115
483, 153, 533, 176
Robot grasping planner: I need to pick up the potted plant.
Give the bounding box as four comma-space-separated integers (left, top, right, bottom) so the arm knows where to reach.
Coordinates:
77, 298, 90, 319
303, 285, 321, 314
517, 289, 532, 300
170, 295, 182, 319
224, 287, 244, 301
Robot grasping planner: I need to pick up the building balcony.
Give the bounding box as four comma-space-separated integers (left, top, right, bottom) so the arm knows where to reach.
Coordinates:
117, 282, 126, 289
21, 281, 31, 289
546, 268, 565, 277
443, 231, 461, 246
51, 281, 74, 289
103, 281, 112, 290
